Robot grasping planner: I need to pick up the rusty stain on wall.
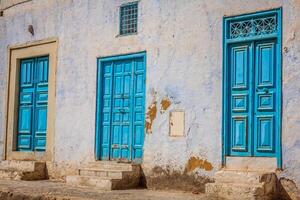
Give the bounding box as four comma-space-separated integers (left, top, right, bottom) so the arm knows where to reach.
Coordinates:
185, 157, 213, 172
160, 97, 171, 114
145, 101, 157, 133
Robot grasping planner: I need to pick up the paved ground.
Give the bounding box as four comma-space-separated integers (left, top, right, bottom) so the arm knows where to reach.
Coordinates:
0, 180, 210, 200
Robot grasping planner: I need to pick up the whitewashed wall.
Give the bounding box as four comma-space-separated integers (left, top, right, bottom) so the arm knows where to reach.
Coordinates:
0, 0, 299, 187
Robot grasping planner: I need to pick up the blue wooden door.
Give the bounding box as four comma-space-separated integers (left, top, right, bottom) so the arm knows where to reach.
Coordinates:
229, 43, 253, 156
96, 53, 146, 162
111, 60, 132, 160
228, 40, 279, 157
17, 56, 49, 151
254, 40, 277, 156
223, 9, 282, 166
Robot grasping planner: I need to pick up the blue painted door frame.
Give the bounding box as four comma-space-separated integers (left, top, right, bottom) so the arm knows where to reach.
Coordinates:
222, 8, 282, 168
95, 52, 146, 162
17, 56, 49, 151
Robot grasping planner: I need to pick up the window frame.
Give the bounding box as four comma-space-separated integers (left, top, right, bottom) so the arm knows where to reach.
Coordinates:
119, 1, 139, 36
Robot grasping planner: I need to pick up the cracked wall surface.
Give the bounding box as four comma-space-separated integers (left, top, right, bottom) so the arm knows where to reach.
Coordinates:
0, 0, 299, 188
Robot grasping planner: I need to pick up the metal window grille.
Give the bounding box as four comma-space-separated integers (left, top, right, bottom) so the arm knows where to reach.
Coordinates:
120, 2, 138, 35
229, 15, 277, 39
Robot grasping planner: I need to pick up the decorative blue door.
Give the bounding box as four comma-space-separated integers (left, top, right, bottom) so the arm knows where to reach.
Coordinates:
229, 42, 252, 156
96, 52, 146, 162
17, 56, 49, 151
223, 9, 282, 166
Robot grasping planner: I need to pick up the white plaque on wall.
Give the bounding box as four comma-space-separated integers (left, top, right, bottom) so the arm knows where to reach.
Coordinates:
169, 110, 185, 137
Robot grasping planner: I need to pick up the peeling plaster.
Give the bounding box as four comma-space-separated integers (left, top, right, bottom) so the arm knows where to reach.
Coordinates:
160, 97, 171, 114
185, 157, 213, 172
145, 101, 157, 134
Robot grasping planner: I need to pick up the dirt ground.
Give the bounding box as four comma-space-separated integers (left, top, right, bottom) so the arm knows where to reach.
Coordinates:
0, 180, 211, 200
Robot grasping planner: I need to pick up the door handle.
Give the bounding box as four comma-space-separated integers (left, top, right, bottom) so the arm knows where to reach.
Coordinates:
121, 94, 129, 99
262, 88, 269, 93
118, 108, 126, 113
256, 88, 269, 94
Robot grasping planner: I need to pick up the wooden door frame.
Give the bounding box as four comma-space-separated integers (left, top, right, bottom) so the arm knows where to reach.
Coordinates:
95, 51, 146, 162
4, 38, 58, 161
222, 8, 282, 168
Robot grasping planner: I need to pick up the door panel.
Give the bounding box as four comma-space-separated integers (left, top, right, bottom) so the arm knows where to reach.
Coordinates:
254, 41, 277, 156
110, 60, 132, 161
34, 57, 49, 151
98, 55, 146, 161
18, 107, 32, 149
255, 116, 274, 152
100, 62, 113, 159
232, 46, 248, 89
231, 116, 248, 151
132, 58, 145, 159
17, 57, 49, 151
18, 59, 35, 151
229, 43, 252, 156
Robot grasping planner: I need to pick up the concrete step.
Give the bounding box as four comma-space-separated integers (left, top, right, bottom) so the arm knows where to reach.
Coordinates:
214, 170, 277, 184
225, 157, 277, 172
206, 182, 274, 200
66, 175, 114, 190
0, 160, 37, 171
66, 173, 140, 190
0, 168, 24, 180
0, 161, 46, 180
79, 168, 135, 179
66, 162, 141, 190
206, 170, 279, 200
86, 161, 139, 171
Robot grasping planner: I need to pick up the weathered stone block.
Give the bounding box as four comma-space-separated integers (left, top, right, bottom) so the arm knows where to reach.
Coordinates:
66, 161, 141, 190
0, 161, 47, 181
205, 170, 279, 200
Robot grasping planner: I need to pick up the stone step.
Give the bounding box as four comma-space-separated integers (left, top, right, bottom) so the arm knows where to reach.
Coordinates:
86, 161, 139, 171
66, 173, 140, 190
225, 157, 277, 172
206, 182, 273, 200
0, 160, 39, 171
66, 162, 141, 190
79, 168, 131, 179
0, 161, 46, 181
0, 168, 24, 180
206, 169, 279, 200
214, 170, 277, 184
66, 175, 113, 190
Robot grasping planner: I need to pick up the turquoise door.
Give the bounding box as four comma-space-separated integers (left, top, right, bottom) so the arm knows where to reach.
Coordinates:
96, 52, 146, 162
228, 40, 279, 157
17, 56, 49, 151
223, 9, 282, 165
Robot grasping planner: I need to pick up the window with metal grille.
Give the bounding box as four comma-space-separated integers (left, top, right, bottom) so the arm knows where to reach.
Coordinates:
228, 15, 278, 39
120, 2, 138, 35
